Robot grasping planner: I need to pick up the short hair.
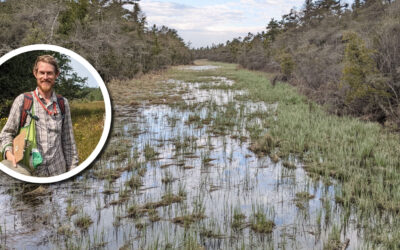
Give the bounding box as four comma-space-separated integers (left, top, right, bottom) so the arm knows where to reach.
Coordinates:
33, 55, 59, 74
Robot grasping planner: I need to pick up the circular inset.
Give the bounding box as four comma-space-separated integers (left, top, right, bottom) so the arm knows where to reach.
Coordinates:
0, 44, 112, 183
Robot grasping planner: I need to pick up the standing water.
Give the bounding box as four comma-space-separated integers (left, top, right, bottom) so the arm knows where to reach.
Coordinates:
0, 65, 363, 249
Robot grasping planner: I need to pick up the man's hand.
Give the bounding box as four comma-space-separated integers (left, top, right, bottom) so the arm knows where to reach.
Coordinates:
5, 151, 17, 167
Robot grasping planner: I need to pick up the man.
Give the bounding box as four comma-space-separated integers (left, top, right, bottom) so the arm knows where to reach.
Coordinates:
0, 55, 78, 177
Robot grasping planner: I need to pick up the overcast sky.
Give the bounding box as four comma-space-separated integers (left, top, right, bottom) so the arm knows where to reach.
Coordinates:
140, 0, 308, 48
140, 0, 353, 48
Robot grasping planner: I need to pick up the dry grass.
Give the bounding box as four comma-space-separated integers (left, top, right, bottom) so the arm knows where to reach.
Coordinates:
70, 101, 105, 164
172, 213, 205, 227
107, 72, 183, 106
74, 214, 93, 230
142, 193, 184, 209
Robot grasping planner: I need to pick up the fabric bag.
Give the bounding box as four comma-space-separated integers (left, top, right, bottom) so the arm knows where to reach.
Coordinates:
20, 102, 42, 172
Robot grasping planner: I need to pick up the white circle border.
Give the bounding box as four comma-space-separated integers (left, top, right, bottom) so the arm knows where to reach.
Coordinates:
0, 44, 112, 183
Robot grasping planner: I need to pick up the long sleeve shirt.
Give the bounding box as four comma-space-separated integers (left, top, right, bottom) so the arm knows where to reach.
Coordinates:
0, 88, 79, 177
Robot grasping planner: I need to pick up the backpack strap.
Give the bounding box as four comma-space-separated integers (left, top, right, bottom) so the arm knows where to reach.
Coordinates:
56, 94, 65, 118
20, 92, 33, 129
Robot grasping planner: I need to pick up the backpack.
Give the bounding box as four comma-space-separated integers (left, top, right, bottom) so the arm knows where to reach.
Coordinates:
20, 92, 65, 129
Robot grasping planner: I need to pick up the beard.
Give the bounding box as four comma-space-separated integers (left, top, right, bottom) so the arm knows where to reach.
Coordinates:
37, 80, 54, 94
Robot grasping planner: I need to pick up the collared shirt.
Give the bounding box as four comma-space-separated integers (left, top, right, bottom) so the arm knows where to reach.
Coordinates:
0, 88, 79, 177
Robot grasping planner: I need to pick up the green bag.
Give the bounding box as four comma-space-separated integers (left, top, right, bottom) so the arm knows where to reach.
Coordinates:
20, 103, 42, 171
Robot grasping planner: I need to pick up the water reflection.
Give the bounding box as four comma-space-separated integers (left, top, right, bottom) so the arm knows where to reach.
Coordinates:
0, 70, 362, 249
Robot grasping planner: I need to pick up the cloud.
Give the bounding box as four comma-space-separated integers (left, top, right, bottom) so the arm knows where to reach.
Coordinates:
140, 2, 245, 31
240, 0, 283, 5
139, 0, 305, 48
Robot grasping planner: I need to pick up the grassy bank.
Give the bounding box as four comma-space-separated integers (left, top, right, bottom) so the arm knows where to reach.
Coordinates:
0, 101, 105, 164
165, 60, 400, 247
70, 101, 105, 163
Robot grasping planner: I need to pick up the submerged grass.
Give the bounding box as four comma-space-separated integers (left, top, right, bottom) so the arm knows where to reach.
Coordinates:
74, 214, 93, 230
231, 207, 247, 231
5, 59, 399, 248
172, 213, 205, 227
250, 211, 275, 234
168, 60, 400, 247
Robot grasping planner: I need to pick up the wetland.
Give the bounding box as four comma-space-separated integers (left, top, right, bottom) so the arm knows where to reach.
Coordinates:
0, 60, 399, 249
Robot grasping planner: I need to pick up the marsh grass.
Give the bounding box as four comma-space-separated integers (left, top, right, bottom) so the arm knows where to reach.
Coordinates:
108, 72, 183, 106
74, 214, 93, 230
144, 143, 158, 160
57, 225, 73, 237
282, 161, 297, 169
182, 232, 205, 250
247, 205, 275, 235
250, 211, 275, 234
125, 175, 143, 190
295, 192, 315, 201
66, 200, 78, 217
8, 59, 400, 248
323, 225, 342, 250
232, 208, 247, 231
142, 192, 185, 209
191, 60, 400, 247
172, 213, 205, 227
127, 204, 147, 218
148, 209, 161, 222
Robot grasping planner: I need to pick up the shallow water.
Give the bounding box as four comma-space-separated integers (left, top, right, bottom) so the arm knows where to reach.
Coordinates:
181, 65, 221, 71
0, 68, 364, 249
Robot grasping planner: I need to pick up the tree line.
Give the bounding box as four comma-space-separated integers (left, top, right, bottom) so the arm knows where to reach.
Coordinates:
0, 0, 192, 81
193, 0, 400, 128
0, 0, 192, 116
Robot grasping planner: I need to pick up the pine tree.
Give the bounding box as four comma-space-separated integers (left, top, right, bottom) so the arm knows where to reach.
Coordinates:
341, 31, 386, 104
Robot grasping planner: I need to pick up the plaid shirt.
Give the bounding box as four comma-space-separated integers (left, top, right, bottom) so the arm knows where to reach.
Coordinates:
0, 88, 78, 177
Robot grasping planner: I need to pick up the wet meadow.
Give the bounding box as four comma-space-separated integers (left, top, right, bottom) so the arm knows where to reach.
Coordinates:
0, 60, 399, 249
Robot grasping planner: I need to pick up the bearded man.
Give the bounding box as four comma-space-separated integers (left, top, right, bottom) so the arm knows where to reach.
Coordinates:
0, 55, 78, 177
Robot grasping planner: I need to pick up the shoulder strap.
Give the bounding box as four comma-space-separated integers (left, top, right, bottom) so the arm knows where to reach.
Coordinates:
56, 94, 65, 117
20, 92, 33, 129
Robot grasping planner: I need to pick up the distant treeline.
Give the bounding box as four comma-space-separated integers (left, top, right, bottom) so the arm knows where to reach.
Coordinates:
193, 0, 400, 127
0, 0, 192, 82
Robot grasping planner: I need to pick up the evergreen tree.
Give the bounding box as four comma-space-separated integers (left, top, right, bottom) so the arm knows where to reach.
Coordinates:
265, 18, 281, 42
341, 31, 386, 105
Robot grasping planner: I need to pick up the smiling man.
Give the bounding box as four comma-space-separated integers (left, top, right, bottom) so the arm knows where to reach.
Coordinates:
0, 55, 78, 177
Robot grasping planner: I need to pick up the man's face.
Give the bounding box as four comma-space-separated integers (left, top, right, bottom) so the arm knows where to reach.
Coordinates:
34, 62, 59, 94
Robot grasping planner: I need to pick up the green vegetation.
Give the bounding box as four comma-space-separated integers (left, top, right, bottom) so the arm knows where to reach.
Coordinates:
85, 88, 103, 102
341, 31, 388, 115
168, 60, 400, 247
295, 192, 315, 201
231, 207, 247, 231
194, 1, 400, 127
250, 210, 275, 234
70, 101, 105, 164
74, 214, 93, 230
0, 0, 192, 83
323, 225, 342, 250
5, 57, 400, 248
172, 213, 205, 227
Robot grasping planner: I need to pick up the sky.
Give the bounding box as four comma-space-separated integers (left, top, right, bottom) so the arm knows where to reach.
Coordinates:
72, 0, 309, 84
140, 0, 308, 48
69, 56, 98, 88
